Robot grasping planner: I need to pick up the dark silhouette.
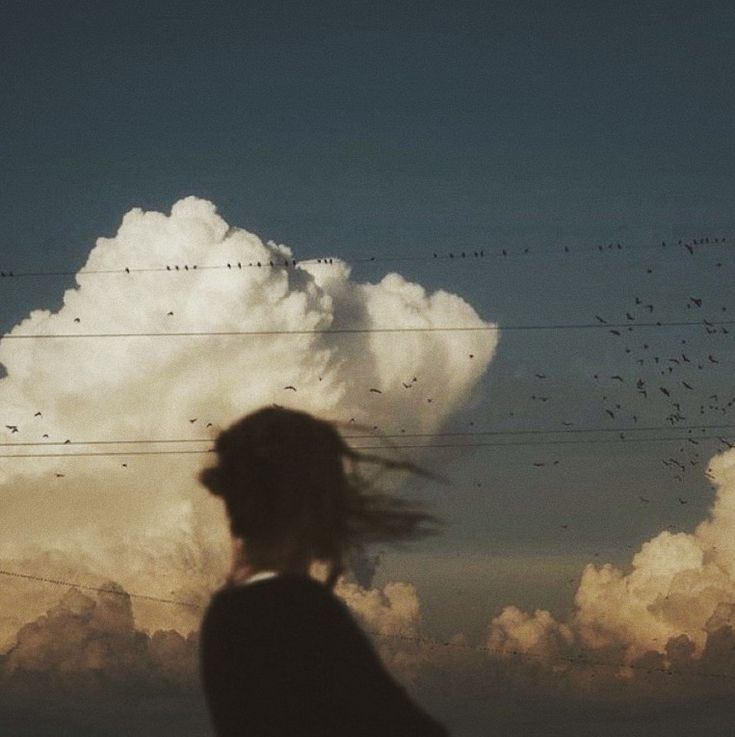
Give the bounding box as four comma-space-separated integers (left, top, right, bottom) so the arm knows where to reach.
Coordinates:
198, 406, 450, 737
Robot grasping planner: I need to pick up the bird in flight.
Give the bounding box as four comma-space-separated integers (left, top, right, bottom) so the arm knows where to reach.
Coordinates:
5, 425, 18, 433
369, 388, 382, 394
284, 386, 297, 391
189, 418, 197, 423
34, 411, 42, 417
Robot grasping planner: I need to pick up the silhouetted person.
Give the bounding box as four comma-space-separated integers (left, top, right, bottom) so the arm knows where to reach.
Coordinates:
199, 406, 450, 737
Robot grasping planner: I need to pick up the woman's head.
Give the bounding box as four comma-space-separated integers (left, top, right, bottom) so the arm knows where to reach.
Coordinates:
198, 405, 444, 589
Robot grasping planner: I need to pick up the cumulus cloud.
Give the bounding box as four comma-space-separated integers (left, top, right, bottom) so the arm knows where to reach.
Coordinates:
486, 445, 735, 703
0, 196, 496, 641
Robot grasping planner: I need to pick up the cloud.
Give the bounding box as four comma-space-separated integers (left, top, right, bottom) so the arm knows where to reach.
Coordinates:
0, 196, 497, 641
484, 445, 735, 711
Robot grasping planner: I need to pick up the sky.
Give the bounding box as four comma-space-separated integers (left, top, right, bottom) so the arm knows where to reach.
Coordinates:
1, 1, 735, 735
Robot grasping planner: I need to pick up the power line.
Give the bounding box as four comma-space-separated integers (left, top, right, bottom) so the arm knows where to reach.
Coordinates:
1, 422, 734, 448
0, 433, 732, 459
0, 568, 199, 609
0, 234, 731, 280
2, 567, 735, 682
1, 319, 734, 340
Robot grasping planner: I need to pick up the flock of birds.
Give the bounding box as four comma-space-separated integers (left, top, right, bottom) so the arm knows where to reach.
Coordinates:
1, 236, 732, 521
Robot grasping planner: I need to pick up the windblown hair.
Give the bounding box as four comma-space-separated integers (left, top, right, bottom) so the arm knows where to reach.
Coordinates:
199, 406, 445, 590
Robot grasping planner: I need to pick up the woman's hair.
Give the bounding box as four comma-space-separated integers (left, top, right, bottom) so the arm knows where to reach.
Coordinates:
198, 405, 445, 590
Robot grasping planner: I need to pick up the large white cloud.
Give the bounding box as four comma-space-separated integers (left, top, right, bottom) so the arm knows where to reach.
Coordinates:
0, 196, 497, 644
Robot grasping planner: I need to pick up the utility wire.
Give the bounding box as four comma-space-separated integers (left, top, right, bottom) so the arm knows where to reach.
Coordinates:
0, 568, 199, 609
1, 422, 734, 448
1, 319, 734, 340
0, 234, 731, 280
0, 433, 732, 459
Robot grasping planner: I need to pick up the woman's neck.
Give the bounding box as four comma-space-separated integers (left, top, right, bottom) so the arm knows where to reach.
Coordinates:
229, 537, 311, 583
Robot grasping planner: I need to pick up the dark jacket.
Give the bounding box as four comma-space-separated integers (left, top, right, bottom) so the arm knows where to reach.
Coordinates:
200, 573, 449, 737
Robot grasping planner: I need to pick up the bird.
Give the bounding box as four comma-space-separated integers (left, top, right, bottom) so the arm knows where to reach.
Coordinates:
121, 463, 128, 468
611, 375, 624, 382
535, 373, 547, 379
682, 382, 694, 390
708, 354, 719, 363
605, 409, 615, 419
689, 297, 702, 307
34, 411, 42, 417
609, 329, 621, 337
5, 425, 18, 433
369, 388, 382, 394
685, 244, 694, 254
167, 311, 174, 316
73, 317, 80, 323
55, 473, 65, 478
660, 387, 671, 397
594, 315, 608, 324
468, 354, 474, 359
678, 498, 688, 505
401, 382, 412, 388
189, 418, 197, 423
533, 462, 545, 467
206, 422, 213, 428
284, 385, 297, 391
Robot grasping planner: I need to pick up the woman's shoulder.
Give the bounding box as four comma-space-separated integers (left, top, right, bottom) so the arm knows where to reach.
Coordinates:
204, 574, 340, 620
201, 574, 355, 652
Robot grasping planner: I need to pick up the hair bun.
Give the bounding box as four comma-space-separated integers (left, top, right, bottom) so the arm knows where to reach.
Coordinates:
198, 466, 226, 498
